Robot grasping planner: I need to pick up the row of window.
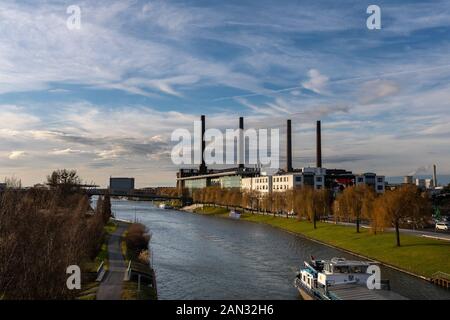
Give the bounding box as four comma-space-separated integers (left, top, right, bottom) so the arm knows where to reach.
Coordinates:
357, 177, 384, 183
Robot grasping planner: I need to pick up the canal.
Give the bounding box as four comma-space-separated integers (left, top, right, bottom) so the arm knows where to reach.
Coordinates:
111, 199, 450, 300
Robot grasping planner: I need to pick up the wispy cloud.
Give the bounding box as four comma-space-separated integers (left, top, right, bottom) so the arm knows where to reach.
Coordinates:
302, 69, 329, 94
8, 151, 27, 160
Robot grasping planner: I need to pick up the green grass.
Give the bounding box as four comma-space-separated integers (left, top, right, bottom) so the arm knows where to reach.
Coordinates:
122, 281, 157, 300
105, 220, 118, 235
240, 214, 450, 278
76, 282, 99, 300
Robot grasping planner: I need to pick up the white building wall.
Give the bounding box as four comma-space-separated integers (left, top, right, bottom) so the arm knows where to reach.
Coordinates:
241, 176, 271, 193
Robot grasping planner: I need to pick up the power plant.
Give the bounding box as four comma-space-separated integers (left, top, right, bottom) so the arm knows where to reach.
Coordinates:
176, 115, 385, 195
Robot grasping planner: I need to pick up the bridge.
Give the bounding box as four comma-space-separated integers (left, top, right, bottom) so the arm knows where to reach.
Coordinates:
85, 188, 186, 202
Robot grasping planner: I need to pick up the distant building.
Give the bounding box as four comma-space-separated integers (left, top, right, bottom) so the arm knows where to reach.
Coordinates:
416, 178, 426, 189
403, 176, 414, 184
241, 175, 272, 194
355, 173, 385, 193
242, 168, 332, 193
110, 177, 135, 194
0, 183, 6, 192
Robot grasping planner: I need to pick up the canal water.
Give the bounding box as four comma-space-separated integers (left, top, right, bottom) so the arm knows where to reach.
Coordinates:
111, 199, 450, 300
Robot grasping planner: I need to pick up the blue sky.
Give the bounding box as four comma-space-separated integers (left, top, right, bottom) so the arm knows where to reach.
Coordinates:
1, 0, 450, 187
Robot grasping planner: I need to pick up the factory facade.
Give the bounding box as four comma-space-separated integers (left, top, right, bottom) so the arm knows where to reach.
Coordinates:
109, 177, 135, 194
176, 115, 385, 196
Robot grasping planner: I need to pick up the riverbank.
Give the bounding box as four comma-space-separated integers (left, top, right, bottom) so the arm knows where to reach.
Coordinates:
189, 206, 450, 279
120, 222, 158, 300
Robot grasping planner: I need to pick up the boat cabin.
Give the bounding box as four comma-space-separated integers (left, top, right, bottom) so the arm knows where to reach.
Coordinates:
317, 258, 372, 287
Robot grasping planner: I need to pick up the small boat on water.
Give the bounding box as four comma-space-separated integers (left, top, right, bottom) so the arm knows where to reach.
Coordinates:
229, 210, 241, 219
159, 203, 173, 209
294, 257, 406, 300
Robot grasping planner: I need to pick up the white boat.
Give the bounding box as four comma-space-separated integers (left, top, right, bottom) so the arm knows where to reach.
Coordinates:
159, 203, 173, 209
294, 257, 404, 300
229, 210, 241, 219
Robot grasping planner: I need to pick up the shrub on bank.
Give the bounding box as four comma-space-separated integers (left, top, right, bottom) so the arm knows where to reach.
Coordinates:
125, 223, 151, 261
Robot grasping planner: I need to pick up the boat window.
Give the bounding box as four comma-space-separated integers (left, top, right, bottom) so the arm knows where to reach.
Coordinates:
334, 266, 349, 273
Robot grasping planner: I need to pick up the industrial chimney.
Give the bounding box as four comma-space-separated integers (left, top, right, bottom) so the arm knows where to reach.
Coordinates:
239, 117, 244, 169
199, 115, 207, 173
433, 164, 437, 187
286, 119, 293, 172
316, 120, 322, 168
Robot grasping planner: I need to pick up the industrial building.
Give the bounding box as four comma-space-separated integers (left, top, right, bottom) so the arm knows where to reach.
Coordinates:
109, 177, 135, 194
402, 165, 440, 192
176, 116, 261, 194
176, 115, 385, 196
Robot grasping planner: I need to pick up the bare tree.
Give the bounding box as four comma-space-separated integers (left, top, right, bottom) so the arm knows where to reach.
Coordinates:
377, 184, 430, 246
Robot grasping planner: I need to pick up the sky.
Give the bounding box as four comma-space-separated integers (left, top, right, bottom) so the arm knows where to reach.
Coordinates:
0, 0, 449, 187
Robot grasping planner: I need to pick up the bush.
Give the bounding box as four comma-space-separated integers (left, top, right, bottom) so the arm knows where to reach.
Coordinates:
125, 223, 151, 261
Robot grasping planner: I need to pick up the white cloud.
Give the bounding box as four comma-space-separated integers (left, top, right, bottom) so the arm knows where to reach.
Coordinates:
49, 148, 89, 155
302, 69, 329, 94
359, 80, 400, 104
8, 151, 27, 160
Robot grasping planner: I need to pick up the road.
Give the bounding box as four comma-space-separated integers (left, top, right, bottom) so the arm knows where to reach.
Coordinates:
324, 220, 450, 241
96, 221, 128, 300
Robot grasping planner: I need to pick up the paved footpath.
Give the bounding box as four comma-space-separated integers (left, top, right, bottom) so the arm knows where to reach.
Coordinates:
97, 221, 129, 300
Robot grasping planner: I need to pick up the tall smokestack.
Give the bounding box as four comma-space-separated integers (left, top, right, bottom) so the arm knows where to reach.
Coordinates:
433, 164, 437, 187
199, 115, 207, 173
239, 117, 244, 169
286, 119, 293, 172
316, 120, 322, 168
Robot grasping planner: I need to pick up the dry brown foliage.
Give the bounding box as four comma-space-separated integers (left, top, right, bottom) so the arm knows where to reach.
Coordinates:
0, 189, 105, 299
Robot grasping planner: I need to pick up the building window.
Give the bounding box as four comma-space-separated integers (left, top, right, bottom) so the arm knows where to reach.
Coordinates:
358, 177, 364, 182
295, 176, 302, 182
377, 177, 383, 183
316, 177, 322, 182
377, 185, 383, 191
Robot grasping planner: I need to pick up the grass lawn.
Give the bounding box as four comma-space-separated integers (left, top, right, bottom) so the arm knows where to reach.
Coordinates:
240, 213, 450, 278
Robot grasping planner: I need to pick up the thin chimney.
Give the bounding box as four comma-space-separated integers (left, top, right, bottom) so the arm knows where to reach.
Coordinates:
433, 164, 438, 187
316, 120, 322, 168
239, 117, 244, 169
199, 115, 207, 173
286, 119, 293, 172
